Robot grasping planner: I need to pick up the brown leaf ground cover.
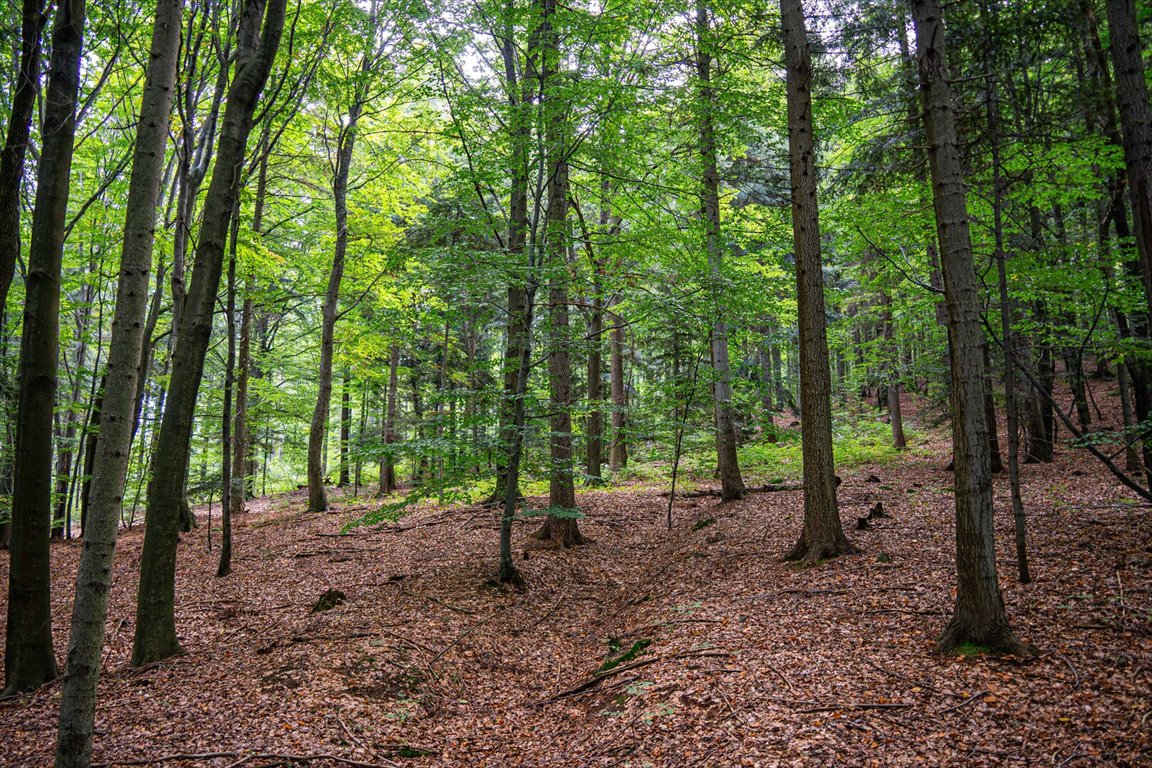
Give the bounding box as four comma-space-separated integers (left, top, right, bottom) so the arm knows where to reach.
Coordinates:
2, 394, 1151, 767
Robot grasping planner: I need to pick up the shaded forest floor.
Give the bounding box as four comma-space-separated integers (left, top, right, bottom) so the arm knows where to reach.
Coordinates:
3, 395, 1152, 766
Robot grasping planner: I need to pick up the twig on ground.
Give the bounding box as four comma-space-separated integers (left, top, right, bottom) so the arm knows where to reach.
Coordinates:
936, 690, 989, 715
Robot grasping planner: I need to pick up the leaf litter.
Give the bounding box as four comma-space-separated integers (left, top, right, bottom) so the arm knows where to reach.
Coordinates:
1, 392, 1150, 767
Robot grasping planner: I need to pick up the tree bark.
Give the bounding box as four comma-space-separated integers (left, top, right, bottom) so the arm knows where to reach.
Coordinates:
536, 1, 583, 546
779, 0, 853, 563
0, 0, 46, 313
608, 304, 628, 471
912, 0, 1029, 655
696, 0, 744, 501
133, 0, 286, 667
217, 207, 239, 578
379, 343, 399, 495
54, 0, 182, 755
338, 367, 352, 488
4, 0, 87, 698
308, 98, 362, 511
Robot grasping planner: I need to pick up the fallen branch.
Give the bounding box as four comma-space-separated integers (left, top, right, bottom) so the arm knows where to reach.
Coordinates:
97, 753, 399, 768
936, 689, 989, 715
794, 701, 914, 714
540, 650, 732, 704
660, 483, 802, 499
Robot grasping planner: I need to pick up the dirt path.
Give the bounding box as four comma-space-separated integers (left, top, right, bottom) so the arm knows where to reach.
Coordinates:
1, 422, 1150, 766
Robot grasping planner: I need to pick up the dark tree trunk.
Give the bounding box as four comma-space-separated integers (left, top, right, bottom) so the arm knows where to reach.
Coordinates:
913, 0, 1030, 655
0, 0, 46, 313
338, 367, 352, 488
882, 295, 906, 449
379, 343, 399, 495
585, 291, 604, 482
133, 0, 287, 667
779, 0, 852, 563
983, 344, 1005, 473
4, 0, 87, 698
536, 6, 583, 545
608, 303, 628, 471
217, 207, 240, 578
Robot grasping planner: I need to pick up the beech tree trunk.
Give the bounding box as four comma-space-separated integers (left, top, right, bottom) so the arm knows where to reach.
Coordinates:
696, 0, 744, 501
779, 0, 853, 563
0, 0, 45, 556
55, 0, 182, 757
4, 0, 87, 698
133, 0, 286, 667
912, 0, 1029, 655
308, 96, 362, 512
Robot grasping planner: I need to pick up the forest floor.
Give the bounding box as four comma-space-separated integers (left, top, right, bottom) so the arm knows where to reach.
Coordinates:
2, 392, 1152, 767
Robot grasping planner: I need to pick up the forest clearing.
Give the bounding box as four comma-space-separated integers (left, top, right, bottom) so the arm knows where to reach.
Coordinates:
2, 390, 1151, 767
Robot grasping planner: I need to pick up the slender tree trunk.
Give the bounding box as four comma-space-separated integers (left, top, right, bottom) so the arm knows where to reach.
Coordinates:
585, 290, 604, 481
608, 304, 628, 471
912, 0, 1029, 655
696, 0, 744, 501
217, 207, 239, 578
338, 367, 352, 488
983, 344, 1005, 473
231, 142, 267, 515
882, 295, 907, 449
379, 343, 399, 495
308, 100, 361, 512
53, 0, 182, 757
4, 0, 87, 698
0, 1, 46, 550
0, 0, 45, 313
133, 0, 286, 667
982, 15, 1030, 583
780, 0, 852, 563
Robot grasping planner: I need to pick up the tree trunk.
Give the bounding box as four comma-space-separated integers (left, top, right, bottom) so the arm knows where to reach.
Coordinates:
983, 343, 1005, 473
338, 367, 352, 488
585, 291, 604, 482
217, 207, 239, 578
4, 0, 87, 698
53, 0, 182, 757
0, 0, 45, 313
1105, 0, 1152, 319
231, 141, 267, 515
133, 0, 286, 667
379, 343, 399, 495
780, 0, 852, 563
912, 0, 1029, 655
536, 8, 583, 545
696, 0, 744, 501
608, 304, 628, 471
882, 295, 906, 449
308, 99, 361, 512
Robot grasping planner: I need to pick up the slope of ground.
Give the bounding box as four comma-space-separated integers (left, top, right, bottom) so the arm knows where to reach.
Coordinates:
1, 401, 1151, 766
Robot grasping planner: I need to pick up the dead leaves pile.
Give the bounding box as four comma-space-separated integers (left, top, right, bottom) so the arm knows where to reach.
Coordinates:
1, 393, 1150, 766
